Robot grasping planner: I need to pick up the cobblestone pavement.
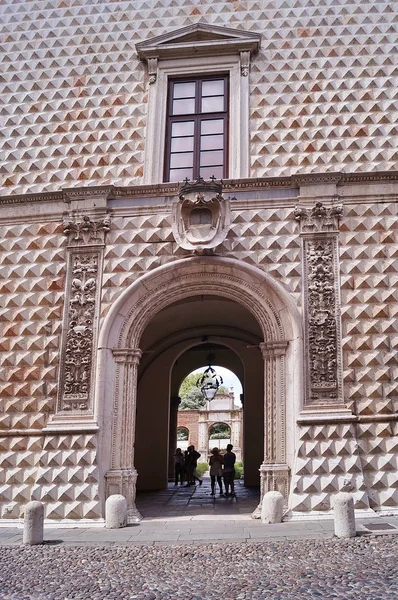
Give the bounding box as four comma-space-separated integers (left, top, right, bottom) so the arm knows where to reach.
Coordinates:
0, 536, 398, 600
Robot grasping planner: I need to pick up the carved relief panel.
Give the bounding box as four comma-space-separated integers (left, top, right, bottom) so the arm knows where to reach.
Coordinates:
295, 202, 343, 405
56, 215, 110, 414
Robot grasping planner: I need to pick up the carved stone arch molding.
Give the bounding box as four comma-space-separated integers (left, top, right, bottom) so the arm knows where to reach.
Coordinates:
96, 257, 303, 522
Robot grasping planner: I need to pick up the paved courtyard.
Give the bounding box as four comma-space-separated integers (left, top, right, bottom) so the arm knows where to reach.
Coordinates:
136, 478, 260, 520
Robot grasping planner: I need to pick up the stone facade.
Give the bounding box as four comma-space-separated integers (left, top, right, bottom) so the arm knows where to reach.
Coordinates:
0, 0, 397, 523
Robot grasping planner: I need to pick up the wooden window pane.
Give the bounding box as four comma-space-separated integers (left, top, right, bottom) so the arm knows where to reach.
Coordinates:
172, 98, 195, 115
169, 168, 193, 182
200, 150, 224, 167
200, 134, 223, 151
171, 136, 194, 152
172, 121, 195, 137
165, 76, 228, 182
202, 80, 224, 97
201, 96, 224, 113
173, 82, 196, 99
200, 166, 224, 179
170, 152, 194, 168
201, 119, 224, 135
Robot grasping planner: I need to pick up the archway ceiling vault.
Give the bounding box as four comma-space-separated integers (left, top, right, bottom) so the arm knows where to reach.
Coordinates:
140, 295, 262, 353
138, 295, 263, 378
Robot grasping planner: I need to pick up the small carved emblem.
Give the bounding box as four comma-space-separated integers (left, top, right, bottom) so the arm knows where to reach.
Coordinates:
172, 178, 231, 254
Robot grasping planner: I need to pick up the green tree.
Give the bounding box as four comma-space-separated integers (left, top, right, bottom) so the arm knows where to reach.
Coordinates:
179, 372, 201, 398
177, 427, 189, 441
217, 385, 229, 395
209, 423, 230, 439
179, 387, 206, 410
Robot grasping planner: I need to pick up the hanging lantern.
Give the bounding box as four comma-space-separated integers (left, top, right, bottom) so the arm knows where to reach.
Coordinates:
196, 352, 223, 401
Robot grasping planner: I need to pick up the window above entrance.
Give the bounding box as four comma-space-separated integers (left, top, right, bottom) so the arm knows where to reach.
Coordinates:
165, 75, 229, 182
136, 24, 261, 184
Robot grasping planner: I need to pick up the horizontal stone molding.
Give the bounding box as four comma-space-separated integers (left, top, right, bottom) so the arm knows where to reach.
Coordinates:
297, 411, 398, 425
1, 170, 397, 205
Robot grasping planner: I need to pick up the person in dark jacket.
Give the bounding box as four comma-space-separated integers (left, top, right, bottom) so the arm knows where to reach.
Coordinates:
223, 444, 236, 497
184, 445, 203, 486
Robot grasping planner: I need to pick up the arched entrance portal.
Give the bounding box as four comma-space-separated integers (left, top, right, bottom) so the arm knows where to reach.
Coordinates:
136, 307, 262, 492
97, 257, 303, 522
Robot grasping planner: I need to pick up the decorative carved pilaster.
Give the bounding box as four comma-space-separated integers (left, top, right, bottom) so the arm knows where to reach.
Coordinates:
260, 341, 288, 464
106, 348, 143, 523
252, 341, 290, 518
57, 214, 110, 414
295, 202, 343, 406
61, 254, 97, 410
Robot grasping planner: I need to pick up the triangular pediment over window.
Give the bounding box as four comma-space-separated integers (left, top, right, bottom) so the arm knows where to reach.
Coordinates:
136, 23, 261, 60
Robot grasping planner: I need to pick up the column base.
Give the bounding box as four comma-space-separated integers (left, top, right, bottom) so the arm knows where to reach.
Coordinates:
105, 468, 142, 522
252, 463, 290, 519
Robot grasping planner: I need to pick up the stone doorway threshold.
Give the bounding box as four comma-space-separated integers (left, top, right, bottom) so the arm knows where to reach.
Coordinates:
136, 477, 259, 521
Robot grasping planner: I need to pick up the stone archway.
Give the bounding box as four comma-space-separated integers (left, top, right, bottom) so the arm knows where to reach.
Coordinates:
96, 256, 303, 522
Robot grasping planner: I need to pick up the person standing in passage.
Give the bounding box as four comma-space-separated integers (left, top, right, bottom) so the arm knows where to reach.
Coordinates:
223, 443, 236, 497
184, 445, 203, 486
209, 447, 224, 496
173, 448, 185, 485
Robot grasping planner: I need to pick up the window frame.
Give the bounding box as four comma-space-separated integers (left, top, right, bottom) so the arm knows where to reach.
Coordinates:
143, 54, 249, 184
164, 74, 230, 183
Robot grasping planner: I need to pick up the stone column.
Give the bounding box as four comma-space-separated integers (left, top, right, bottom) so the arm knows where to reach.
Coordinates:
197, 416, 208, 459
105, 348, 143, 523
168, 396, 181, 479
253, 341, 290, 518
230, 411, 242, 462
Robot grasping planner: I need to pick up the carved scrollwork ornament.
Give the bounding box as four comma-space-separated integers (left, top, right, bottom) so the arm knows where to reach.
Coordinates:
147, 57, 158, 85
63, 214, 111, 246
240, 50, 250, 77
294, 201, 343, 233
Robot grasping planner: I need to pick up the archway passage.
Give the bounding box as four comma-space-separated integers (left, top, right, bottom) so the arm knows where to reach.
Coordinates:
99, 257, 302, 522
135, 297, 264, 492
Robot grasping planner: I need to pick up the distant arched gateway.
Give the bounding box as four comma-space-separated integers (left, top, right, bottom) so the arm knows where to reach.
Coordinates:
96, 256, 303, 522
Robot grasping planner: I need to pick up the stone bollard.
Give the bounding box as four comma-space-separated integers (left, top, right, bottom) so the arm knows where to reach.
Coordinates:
105, 494, 127, 529
261, 491, 284, 524
333, 492, 356, 538
23, 501, 44, 545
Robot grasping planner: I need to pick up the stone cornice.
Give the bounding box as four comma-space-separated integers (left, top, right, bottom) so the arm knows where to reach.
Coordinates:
136, 23, 261, 61
1, 170, 397, 206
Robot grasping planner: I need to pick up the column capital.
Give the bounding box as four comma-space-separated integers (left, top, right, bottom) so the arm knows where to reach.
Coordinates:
112, 348, 143, 365
260, 340, 289, 359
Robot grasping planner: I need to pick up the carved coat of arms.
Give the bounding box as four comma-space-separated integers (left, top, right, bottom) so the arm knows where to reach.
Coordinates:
171, 178, 231, 254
